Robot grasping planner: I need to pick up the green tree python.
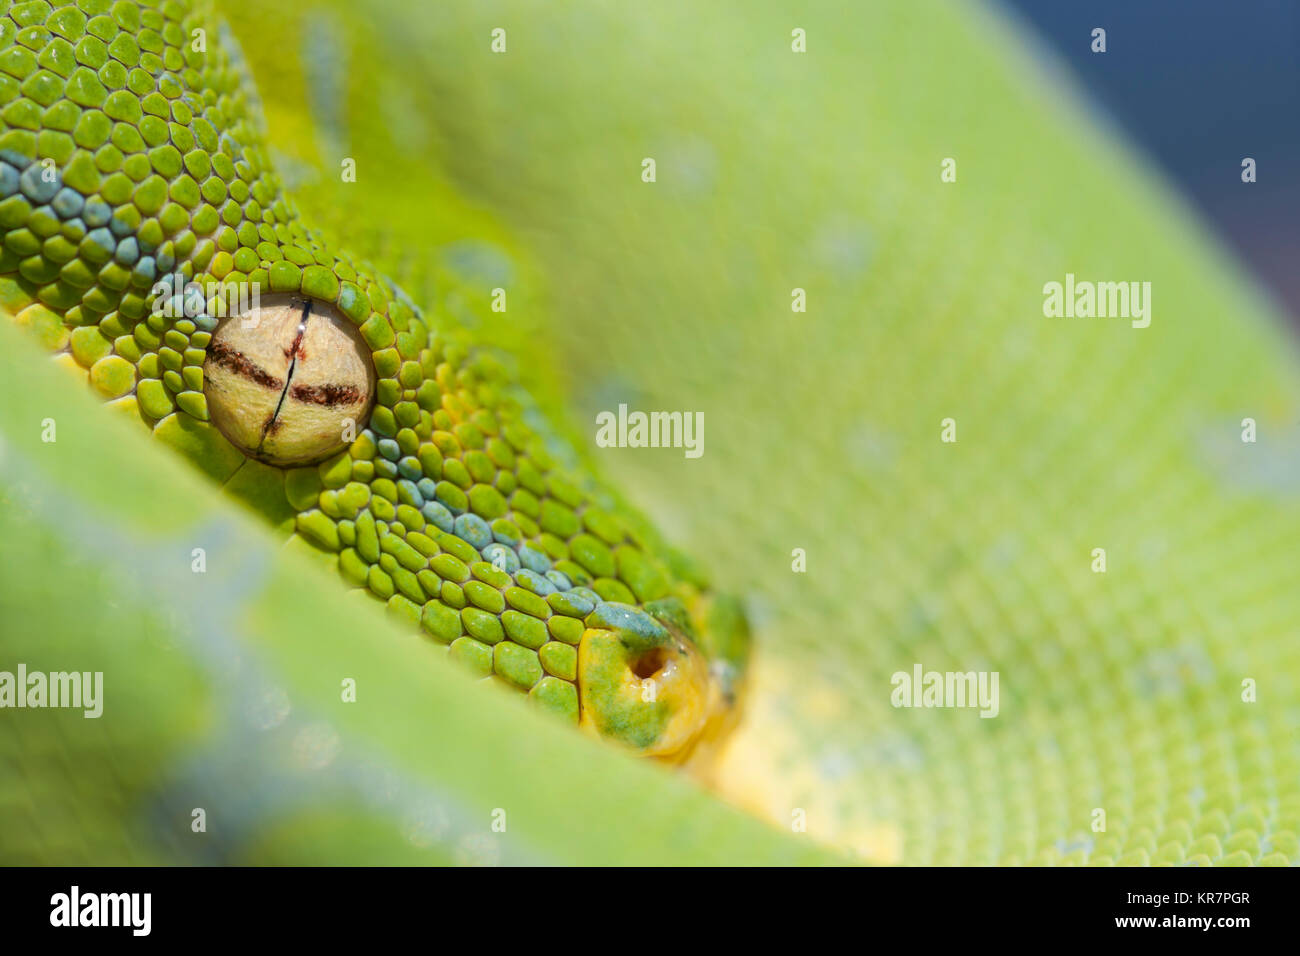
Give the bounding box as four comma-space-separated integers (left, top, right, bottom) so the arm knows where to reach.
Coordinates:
1, 0, 1297, 866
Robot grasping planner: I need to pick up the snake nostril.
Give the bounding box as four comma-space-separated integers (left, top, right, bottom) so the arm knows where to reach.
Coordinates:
631, 647, 669, 680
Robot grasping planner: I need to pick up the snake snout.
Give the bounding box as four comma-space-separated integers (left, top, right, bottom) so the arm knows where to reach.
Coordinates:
576, 601, 728, 759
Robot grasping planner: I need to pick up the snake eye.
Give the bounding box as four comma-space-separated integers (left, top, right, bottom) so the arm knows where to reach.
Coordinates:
203, 294, 375, 467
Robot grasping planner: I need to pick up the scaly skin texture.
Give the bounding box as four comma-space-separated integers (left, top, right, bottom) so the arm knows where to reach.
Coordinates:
0, 0, 747, 759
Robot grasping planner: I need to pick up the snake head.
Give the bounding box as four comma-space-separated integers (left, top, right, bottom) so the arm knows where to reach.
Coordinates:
0, 0, 753, 764
577, 594, 750, 761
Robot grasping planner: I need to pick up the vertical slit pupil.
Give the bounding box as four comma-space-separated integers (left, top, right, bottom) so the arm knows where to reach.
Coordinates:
257, 300, 314, 448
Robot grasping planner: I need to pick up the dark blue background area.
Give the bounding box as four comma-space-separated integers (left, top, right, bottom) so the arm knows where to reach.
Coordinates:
999, 0, 1300, 326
